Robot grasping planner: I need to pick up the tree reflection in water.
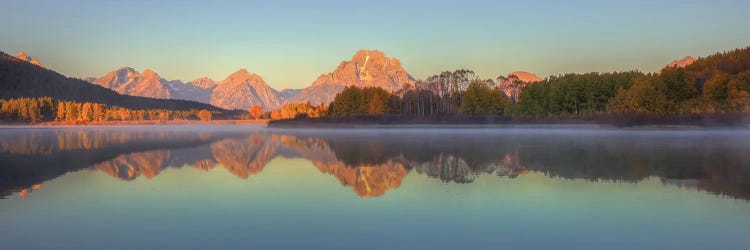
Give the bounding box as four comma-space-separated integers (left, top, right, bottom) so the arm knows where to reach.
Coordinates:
1, 128, 748, 200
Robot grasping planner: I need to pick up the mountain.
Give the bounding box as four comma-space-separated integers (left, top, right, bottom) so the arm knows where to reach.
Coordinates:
80, 77, 97, 82
507, 71, 542, 83
497, 71, 542, 101
166, 78, 214, 103
0, 51, 228, 112
89, 68, 282, 110
15, 51, 44, 68
287, 84, 345, 105
278, 88, 302, 100
659, 56, 696, 74
290, 49, 414, 105
210, 69, 283, 110
190, 77, 217, 89
122, 70, 168, 98
91, 68, 171, 99
90, 67, 138, 89
90, 68, 214, 103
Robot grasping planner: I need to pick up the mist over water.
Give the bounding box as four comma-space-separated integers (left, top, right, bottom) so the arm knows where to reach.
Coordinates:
1, 125, 749, 249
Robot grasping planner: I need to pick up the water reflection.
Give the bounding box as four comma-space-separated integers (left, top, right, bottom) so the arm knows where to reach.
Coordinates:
1, 128, 749, 200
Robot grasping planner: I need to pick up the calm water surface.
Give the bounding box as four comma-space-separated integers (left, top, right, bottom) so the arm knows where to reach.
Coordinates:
1, 125, 749, 249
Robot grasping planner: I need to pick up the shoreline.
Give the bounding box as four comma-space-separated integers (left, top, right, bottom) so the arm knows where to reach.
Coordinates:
2, 117, 748, 130
267, 123, 749, 130
0, 119, 269, 127
267, 115, 750, 129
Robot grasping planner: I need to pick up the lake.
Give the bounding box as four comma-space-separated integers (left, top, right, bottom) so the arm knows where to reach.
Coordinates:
1, 125, 749, 249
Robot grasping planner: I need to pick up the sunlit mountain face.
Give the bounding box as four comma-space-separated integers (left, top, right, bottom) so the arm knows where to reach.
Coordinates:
1, 127, 749, 200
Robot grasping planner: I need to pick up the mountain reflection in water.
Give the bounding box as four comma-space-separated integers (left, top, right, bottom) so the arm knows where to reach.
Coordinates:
1, 127, 749, 200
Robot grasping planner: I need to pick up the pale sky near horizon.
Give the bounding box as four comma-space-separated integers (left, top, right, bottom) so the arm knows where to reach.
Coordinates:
2, 0, 749, 89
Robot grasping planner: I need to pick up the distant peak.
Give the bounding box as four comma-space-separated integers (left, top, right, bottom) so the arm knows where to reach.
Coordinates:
116, 67, 137, 73
352, 49, 386, 59
16, 50, 29, 60
193, 76, 213, 81
15, 50, 44, 68
354, 49, 383, 55
191, 77, 217, 89
100, 67, 139, 80
228, 68, 258, 78
222, 68, 264, 84
671, 56, 696, 65
659, 56, 697, 74
506, 71, 542, 83
142, 69, 157, 75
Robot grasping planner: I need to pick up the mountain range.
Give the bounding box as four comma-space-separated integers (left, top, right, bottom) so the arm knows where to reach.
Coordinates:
8, 49, 695, 111
0, 51, 230, 113
88, 67, 283, 110
83, 49, 419, 110
82, 49, 542, 110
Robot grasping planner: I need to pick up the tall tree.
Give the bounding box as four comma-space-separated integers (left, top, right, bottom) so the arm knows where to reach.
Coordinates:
197, 110, 212, 121
249, 105, 264, 120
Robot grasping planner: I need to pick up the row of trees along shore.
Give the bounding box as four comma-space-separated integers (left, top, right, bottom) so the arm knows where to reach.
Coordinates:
274, 46, 749, 124
0, 97, 217, 123
516, 47, 750, 118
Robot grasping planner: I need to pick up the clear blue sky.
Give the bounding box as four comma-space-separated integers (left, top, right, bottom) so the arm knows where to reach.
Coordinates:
2, 0, 749, 89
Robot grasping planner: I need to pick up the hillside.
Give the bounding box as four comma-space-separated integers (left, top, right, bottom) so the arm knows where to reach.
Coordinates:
15, 51, 44, 68
0, 51, 230, 112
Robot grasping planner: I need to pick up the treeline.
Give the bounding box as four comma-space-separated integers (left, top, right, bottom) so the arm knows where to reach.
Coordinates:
249, 102, 328, 120
608, 47, 750, 115
511, 71, 645, 117
514, 47, 750, 118
327, 78, 507, 118
320, 47, 750, 122
398, 79, 507, 117
269, 102, 328, 119
398, 69, 485, 117
328, 87, 397, 117
0, 97, 218, 123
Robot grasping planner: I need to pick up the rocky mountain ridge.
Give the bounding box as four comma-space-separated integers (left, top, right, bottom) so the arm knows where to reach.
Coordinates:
86, 49, 418, 109
88, 68, 282, 110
